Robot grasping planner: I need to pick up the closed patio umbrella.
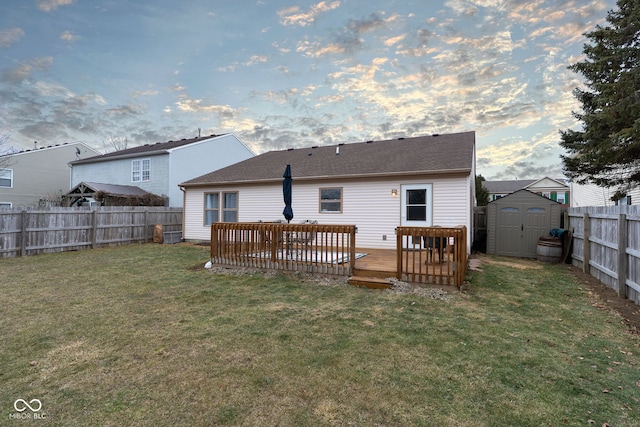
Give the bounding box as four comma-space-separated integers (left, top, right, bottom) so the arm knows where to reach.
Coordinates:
282, 164, 293, 223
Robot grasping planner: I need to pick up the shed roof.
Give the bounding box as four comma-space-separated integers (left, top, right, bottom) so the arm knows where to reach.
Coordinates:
487, 189, 561, 205
181, 131, 475, 187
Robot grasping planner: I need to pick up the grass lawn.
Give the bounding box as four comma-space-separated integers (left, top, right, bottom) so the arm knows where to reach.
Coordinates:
1, 243, 639, 426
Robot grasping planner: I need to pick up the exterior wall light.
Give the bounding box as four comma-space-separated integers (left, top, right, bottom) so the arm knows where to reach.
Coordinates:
391, 189, 398, 196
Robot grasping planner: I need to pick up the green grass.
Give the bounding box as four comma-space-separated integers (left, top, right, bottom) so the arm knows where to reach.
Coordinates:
1, 244, 639, 426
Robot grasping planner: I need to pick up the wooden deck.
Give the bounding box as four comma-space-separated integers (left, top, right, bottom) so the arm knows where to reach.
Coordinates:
209, 223, 467, 290
351, 247, 462, 290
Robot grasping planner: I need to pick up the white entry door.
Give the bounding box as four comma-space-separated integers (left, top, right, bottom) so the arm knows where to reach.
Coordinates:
400, 184, 433, 248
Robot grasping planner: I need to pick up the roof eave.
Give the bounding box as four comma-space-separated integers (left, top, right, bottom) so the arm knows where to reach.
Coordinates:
180, 168, 472, 188
70, 150, 169, 165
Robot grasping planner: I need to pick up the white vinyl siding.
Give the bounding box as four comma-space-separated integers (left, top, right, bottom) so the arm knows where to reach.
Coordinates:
183, 174, 472, 251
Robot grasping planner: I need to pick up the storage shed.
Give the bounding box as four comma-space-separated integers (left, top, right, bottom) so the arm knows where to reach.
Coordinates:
487, 189, 562, 258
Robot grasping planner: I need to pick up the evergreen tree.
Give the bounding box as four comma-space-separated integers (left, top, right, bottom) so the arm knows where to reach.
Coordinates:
475, 175, 490, 206
560, 0, 640, 200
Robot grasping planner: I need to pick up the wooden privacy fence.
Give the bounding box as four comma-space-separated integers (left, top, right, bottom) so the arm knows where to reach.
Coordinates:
395, 226, 468, 287
0, 207, 183, 258
567, 206, 640, 305
211, 222, 357, 275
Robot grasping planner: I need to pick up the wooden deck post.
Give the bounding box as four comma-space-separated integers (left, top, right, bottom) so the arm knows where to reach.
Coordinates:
396, 229, 403, 280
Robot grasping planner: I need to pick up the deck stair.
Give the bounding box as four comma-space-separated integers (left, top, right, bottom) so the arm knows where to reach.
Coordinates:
348, 266, 394, 289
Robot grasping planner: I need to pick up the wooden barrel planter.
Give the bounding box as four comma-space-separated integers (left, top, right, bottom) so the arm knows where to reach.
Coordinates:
536, 237, 562, 263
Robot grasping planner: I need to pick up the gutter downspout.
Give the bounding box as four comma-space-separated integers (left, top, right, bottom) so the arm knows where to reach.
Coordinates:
179, 185, 186, 242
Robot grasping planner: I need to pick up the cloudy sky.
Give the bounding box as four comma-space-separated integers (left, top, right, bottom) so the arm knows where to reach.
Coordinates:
0, 0, 615, 179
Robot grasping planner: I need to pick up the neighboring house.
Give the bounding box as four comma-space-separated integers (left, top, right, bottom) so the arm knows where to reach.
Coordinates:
570, 181, 639, 207
69, 134, 255, 207
484, 177, 570, 205
0, 142, 100, 208
180, 131, 477, 252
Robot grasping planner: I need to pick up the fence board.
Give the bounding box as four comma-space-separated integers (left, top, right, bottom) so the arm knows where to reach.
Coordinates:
0, 207, 183, 258
568, 206, 640, 305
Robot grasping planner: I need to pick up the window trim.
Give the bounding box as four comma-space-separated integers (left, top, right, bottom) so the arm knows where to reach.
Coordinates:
0, 168, 13, 188
204, 191, 239, 225
131, 158, 151, 183
203, 192, 220, 226
319, 187, 343, 214
221, 192, 239, 222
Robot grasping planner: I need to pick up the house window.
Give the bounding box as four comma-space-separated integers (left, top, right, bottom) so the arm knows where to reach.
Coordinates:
132, 159, 150, 182
556, 193, 566, 204
0, 202, 11, 208
0, 168, 13, 188
615, 195, 632, 206
204, 192, 238, 225
204, 193, 219, 225
222, 192, 238, 222
320, 187, 342, 213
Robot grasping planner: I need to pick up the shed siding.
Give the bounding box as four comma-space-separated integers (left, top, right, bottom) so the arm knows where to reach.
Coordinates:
486, 190, 562, 257
184, 174, 472, 251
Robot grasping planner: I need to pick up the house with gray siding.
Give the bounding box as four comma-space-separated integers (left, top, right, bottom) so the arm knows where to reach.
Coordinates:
0, 142, 100, 208
484, 177, 570, 205
179, 131, 477, 252
69, 134, 255, 207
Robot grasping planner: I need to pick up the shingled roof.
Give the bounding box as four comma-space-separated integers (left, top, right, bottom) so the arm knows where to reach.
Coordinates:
483, 179, 536, 194
70, 134, 225, 165
181, 131, 475, 187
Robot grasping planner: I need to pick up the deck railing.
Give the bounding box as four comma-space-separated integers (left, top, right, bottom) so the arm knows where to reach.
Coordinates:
395, 226, 468, 287
211, 222, 357, 275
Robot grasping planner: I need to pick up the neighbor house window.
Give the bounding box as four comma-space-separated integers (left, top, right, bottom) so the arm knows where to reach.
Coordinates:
0, 168, 13, 188
132, 159, 150, 182
204, 192, 238, 225
319, 187, 342, 213
615, 195, 632, 206
204, 193, 219, 225
0, 202, 11, 208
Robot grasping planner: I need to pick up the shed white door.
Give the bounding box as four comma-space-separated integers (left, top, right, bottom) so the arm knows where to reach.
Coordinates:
400, 184, 433, 248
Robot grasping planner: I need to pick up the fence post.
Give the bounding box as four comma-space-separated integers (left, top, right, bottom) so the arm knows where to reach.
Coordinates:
583, 213, 590, 274
144, 209, 149, 241
91, 209, 98, 249
20, 210, 27, 257
617, 214, 627, 299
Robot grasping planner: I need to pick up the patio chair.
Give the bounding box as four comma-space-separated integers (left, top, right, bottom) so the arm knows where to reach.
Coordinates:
293, 220, 318, 248
423, 226, 446, 263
